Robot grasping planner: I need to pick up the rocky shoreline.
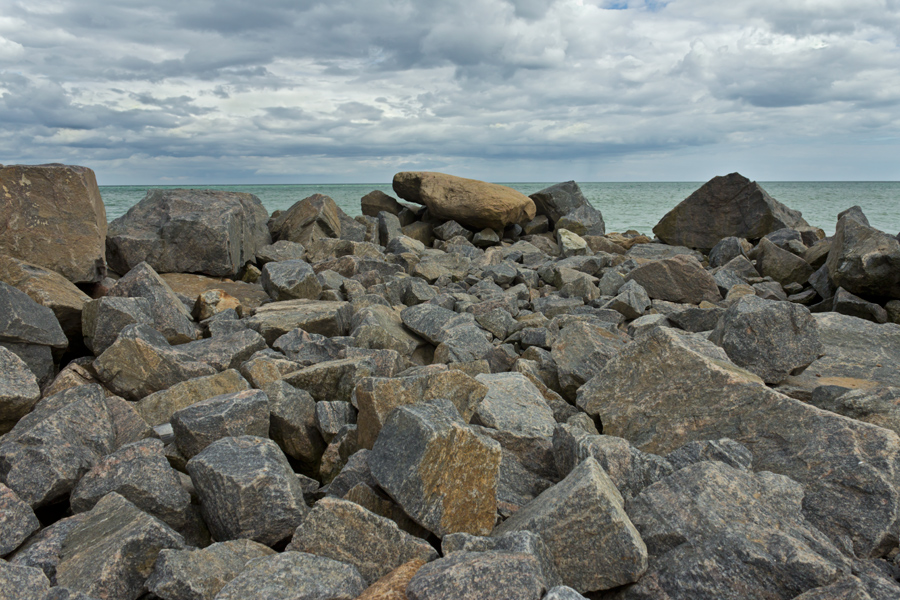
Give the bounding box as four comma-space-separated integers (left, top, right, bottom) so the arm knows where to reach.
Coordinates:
2, 164, 900, 599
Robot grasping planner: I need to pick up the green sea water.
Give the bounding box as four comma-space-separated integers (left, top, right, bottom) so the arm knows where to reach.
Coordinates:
99, 181, 900, 237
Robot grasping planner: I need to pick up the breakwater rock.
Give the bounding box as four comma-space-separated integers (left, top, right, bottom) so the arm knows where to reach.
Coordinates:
2, 165, 900, 599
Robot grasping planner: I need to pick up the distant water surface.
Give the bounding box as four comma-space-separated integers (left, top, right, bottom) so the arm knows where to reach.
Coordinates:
99, 181, 900, 237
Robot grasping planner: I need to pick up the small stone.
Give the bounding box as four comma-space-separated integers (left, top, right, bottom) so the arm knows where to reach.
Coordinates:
0, 346, 41, 434
0, 561, 50, 600
473, 228, 500, 248
606, 279, 650, 320
355, 559, 427, 600
81, 296, 154, 355
832, 287, 889, 323
441, 530, 560, 589
192, 289, 243, 321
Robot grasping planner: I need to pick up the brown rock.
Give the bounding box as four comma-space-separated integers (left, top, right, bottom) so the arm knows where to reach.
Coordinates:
135, 368, 251, 427
270, 193, 342, 245
160, 273, 269, 312
625, 254, 721, 304
362, 190, 403, 218
357, 559, 427, 600
193, 289, 243, 320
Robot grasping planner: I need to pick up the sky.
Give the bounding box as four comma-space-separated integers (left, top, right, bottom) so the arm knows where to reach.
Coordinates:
1, 0, 899, 185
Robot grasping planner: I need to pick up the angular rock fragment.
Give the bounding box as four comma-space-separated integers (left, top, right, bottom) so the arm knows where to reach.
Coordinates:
0, 281, 68, 352
214, 552, 366, 600
665, 438, 753, 472
355, 559, 427, 600
264, 380, 325, 473
270, 193, 343, 245
625, 254, 721, 304
755, 237, 814, 286
260, 259, 322, 301
442, 530, 560, 589
0, 482, 40, 556
400, 304, 475, 346
283, 356, 376, 404
0, 346, 41, 434
351, 305, 430, 361
244, 299, 352, 344
171, 389, 270, 459
7, 513, 87, 584
550, 321, 625, 399
472, 373, 556, 439
833, 287, 889, 323
809, 386, 900, 438
406, 551, 547, 600
606, 279, 650, 320
135, 369, 251, 427
177, 328, 268, 372
81, 296, 153, 355
826, 213, 900, 299
0, 560, 50, 600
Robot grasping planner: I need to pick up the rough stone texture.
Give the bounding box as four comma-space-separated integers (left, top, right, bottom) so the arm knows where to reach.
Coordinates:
261, 259, 322, 301
550, 321, 626, 399
355, 369, 487, 450
256, 240, 307, 266
264, 380, 326, 474
494, 457, 647, 593
625, 254, 721, 304
755, 237, 815, 286
0, 384, 116, 508
6, 513, 86, 584
0, 164, 107, 283
106, 262, 199, 344
244, 299, 352, 344
55, 493, 185, 600
81, 296, 153, 356
809, 387, 900, 438
556, 229, 589, 257
441, 530, 561, 589
393, 172, 536, 231
316, 401, 356, 443
273, 329, 346, 365
287, 497, 437, 584
69, 438, 192, 532
361, 190, 403, 218
370, 398, 501, 537
544, 587, 588, 600
555, 205, 606, 237
578, 326, 900, 558
400, 304, 476, 346
833, 287, 889, 323
214, 552, 366, 600
623, 462, 850, 600
93, 324, 217, 401
356, 559, 427, 600
270, 193, 343, 245
529, 181, 599, 229
708, 236, 749, 268
0, 346, 41, 434
665, 438, 753, 472
135, 369, 250, 427
186, 435, 307, 546
792, 574, 900, 600
351, 305, 429, 361
826, 214, 900, 299
0, 281, 68, 353
406, 551, 547, 600
106, 189, 270, 278
192, 289, 243, 322
177, 328, 268, 371
472, 372, 556, 439
709, 294, 823, 384
432, 325, 494, 365
160, 273, 270, 312
652, 172, 808, 250
171, 389, 270, 459
606, 279, 650, 320
284, 357, 376, 404
0, 482, 39, 556
0, 560, 50, 600
146, 539, 275, 600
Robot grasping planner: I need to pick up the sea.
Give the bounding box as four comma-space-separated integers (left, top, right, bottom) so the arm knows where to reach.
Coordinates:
98, 181, 900, 238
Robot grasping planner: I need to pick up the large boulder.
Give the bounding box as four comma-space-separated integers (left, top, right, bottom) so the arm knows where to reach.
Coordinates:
0, 346, 41, 434
393, 172, 536, 231
269, 193, 343, 246
529, 181, 605, 235
624, 255, 721, 304
826, 214, 900, 300
0, 164, 107, 283
213, 552, 365, 600
0, 482, 40, 556
652, 173, 808, 250
106, 189, 270, 278
406, 551, 548, 600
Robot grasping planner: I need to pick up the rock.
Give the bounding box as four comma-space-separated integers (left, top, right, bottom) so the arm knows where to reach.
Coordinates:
186, 436, 307, 546
134, 369, 250, 427
400, 304, 475, 346
472, 373, 556, 439
351, 305, 430, 362
0, 482, 39, 556
666, 305, 724, 333
178, 329, 268, 372
318, 425, 359, 484
809, 387, 900, 438
284, 357, 376, 404
652, 172, 808, 250
160, 272, 270, 312
709, 294, 822, 384
833, 287, 889, 323
556, 229, 589, 257
0, 281, 68, 354
544, 587, 588, 600
93, 324, 217, 401
393, 172, 536, 231
0, 561, 49, 600
273, 329, 346, 365
193, 289, 243, 323
606, 279, 650, 320
315, 401, 356, 444
255, 239, 307, 265
665, 438, 753, 472
264, 380, 326, 474
6, 512, 86, 584
146, 539, 275, 600
555, 205, 605, 237
244, 299, 352, 344
625, 254, 721, 304
755, 237, 815, 286
0, 347, 41, 434
578, 326, 900, 558
377, 212, 403, 246
0, 164, 107, 283
529, 181, 600, 230
107, 262, 199, 344
406, 551, 547, 600
356, 559, 427, 600
550, 321, 626, 399
826, 214, 900, 299
106, 189, 270, 278
361, 190, 403, 218
261, 260, 322, 301
441, 530, 560, 588
494, 457, 647, 593
81, 296, 154, 355
171, 389, 270, 459
269, 193, 343, 246
370, 398, 501, 537
708, 236, 749, 268
624, 461, 850, 599
286, 497, 437, 584
213, 552, 366, 600
433, 220, 472, 242
55, 493, 184, 600
472, 228, 500, 248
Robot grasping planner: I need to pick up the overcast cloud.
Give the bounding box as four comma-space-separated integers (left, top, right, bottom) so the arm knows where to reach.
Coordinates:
1, 0, 898, 183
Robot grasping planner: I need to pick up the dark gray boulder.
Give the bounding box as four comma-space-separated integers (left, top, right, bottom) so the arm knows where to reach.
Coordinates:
808, 386, 900, 438
0, 346, 41, 434
755, 237, 815, 286
0, 482, 40, 556
400, 303, 476, 345
260, 260, 322, 301
833, 287, 889, 323
665, 438, 753, 472
255, 239, 307, 265
213, 552, 366, 600
264, 380, 326, 474
0, 281, 67, 351
106, 188, 270, 278
243, 299, 352, 344
81, 296, 153, 356
826, 214, 900, 299
708, 236, 749, 268
550, 321, 626, 399
625, 254, 721, 304
605, 279, 650, 320
177, 328, 268, 372
472, 373, 556, 439
0, 560, 49, 600
171, 390, 270, 459
7, 513, 88, 584
441, 530, 561, 589
529, 181, 603, 234
406, 551, 548, 600
361, 190, 403, 217
270, 194, 342, 246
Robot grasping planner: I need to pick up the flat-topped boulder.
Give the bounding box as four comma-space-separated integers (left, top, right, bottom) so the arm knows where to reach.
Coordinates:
393, 172, 536, 231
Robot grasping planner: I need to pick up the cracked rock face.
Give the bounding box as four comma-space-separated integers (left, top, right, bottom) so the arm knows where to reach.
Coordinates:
213, 552, 366, 600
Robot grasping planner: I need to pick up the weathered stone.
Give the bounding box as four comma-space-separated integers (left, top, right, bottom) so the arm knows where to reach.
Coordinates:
244, 299, 352, 344
708, 236, 749, 268
809, 387, 900, 438
709, 294, 822, 383
544, 587, 588, 600
412, 252, 472, 283
93, 324, 217, 401
171, 390, 270, 459
400, 304, 475, 346
356, 558, 427, 600
393, 172, 536, 231
666, 305, 724, 333
755, 237, 815, 286
214, 552, 366, 600
550, 321, 625, 399
260, 380, 326, 474
555, 205, 606, 237
406, 551, 547, 600
7, 513, 87, 585
826, 214, 900, 299
556, 229, 589, 257
833, 287, 889, 323
81, 296, 153, 355
0, 164, 107, 283
319, 425, 360, 484
107, 262, 199, 344
624, 462, 850, 600
178, 329, 268, 372
578, 326, 900, 557
370, 398, 501, 537
315, 401, 356, 444
270, 193, 343, 246
606, 279, 650, 320
0, 347, 41, 434
0, 482, 39, 556
665, 438, 753, 472
361, 190, 403, 218
160, 272, 270, 312
255, 239, 307, 266
529, 182, 598, 229
55, 493, 184, 600
351, 305, 429, 361
187, 436, 307, 546
652, 173, 808, 250
494, 457, 647, 593
283, 357, 376, 404
625, 254, 721, 304
472, 373, 556, 439
192, 289, 243, 323
106, 189, 270, 278
134, 369, 250, 427
261, 259, 322, 301
146, 539, 275, 600
0, 560, 49, 600
0, 281, 67, 355
433, 220, 472, 242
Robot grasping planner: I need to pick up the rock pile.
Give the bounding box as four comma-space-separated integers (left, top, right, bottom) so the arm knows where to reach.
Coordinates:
2, 165, 900, 600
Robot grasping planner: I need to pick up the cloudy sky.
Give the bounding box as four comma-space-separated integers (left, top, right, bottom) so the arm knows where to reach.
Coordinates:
1, 0, 898, 184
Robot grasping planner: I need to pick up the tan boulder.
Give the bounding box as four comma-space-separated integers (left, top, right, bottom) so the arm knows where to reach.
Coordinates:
392, 172, 536, 231
0, 164, 107, 283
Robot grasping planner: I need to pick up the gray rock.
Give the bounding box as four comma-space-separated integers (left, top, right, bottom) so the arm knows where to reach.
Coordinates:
272, 329, 346, 365
213, 552, 366, 600
351, 305, 430, 361
833, 287, 889, 323
264, 381, 325, 474
625, 243, 702, 261
135, 369, 251, 427
442, 530, 560, 588
555, 204, 606, 237
433, 325, 494, 365
597, 269, 626, 297
361, 190, 403, 218
809, 387, 900, 438
377, 211, 403, 246
606, 279, 650, 320
171, 389, 270, 459
255, 239, 307, 265
286, 497, 437, 584
406, 551, 548, 600
400, 304, 475, 345
472, 373, 556, 439
0, 560, 49, 600
0, 482, 39, 556
472, 228, 500, 248
625, 254, 721, 304
187, 436, 307, 546
543, 587, 588, 600
7, 513, 87, 584
826, 214, 900, 299
623, 462, 850, 600
709, 294, 823, 384
318, 425, 359, 485
708, 236, 749, 268
0, 347, 41, 434
0, 281, 67, 350
665, 438, 753, 472
260, 260, 322, 301
550, 321, 626, 399
667, 305, 725, 332
244, 299, 352, 344
556, 229, 589, 257
370, 398, 501, 537
283, 356, 376, 404
269, 193, 342, 246
146, 539, 275, 600
315, 401, 356, 444
178, 328, 268, 372
793, 575, 900, 600
0, 343, 54, 390
81, 296, 154, 355
494, 457, 647, 593
809, 267, 835, 304
755, 237, 815, 286
529, 181, 598, 230
55, 493, 184, 600
433, 220, 472, 241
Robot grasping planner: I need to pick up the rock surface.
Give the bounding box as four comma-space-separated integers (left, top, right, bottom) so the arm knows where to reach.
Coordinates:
213, 552, 366, 600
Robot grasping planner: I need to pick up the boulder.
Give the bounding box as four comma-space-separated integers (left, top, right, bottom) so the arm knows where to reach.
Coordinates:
826, 214, 900, 299
160, 272, 270, 312
369, 398, 502, 537
186, 436, 307, 546
652, 172, 808, 250
605, 279, 650, 320
269, 193, 342, 246
283, 356, 376, 404
260, 259, 322, 301
0, 164, 107, 283
556, 229, 589, 257
351, 305, 430, 362
833, 287, 889, 323
625, 254, 721, 304
6, 512, 87, 585
755, 237, 815, 286
400, 304, 475, 346
809, 387, 900, 438
0, 561, 50, 600
406, 551, 548, 600
213, 552, 366, 600
393, 172, 536, 231
555, 205, 605, 237
177, 328, 268, 372
0, 346, 41, 434
707, 236, 749, 268
0, 482, 40, 556
264, 380, 326, 474
0, 281, 68, 352
355, 559, 427, 600
244, 299, 352, 344
550, 321, 626, 399
529, 181, 600, 231
361, 190, 403, 218
255, 239, 307, 265
106, 189, 270, 278
472, 373, 556, 439
81, 296, 153, 356
134, 368, 250, 427
578, 326, 900, 558
171, 389, 270, 459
